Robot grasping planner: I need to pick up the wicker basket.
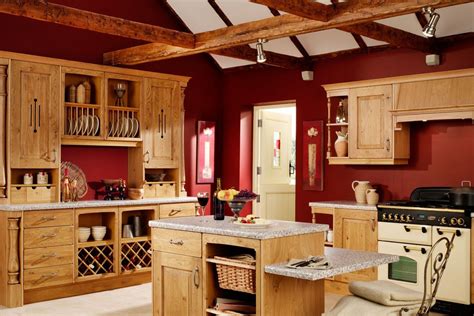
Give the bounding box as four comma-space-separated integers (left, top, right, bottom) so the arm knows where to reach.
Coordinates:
208, 255, 256, 294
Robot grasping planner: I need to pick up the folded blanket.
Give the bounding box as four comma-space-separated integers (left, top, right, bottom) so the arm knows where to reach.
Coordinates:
349, 280, 424, 306
325, 295, 420, 316
286, 256, 332, 270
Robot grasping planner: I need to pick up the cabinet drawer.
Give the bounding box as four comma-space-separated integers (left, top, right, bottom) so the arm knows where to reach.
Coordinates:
144, 182, 177, 198
24, 210, 73, 228
11, 186, 56, 204
24, 264, 73, 290
24, 245, 74, 269
24, 226, 74, 249
378, 222, 432, 245
152, 228, 201, 257
159, 203, 196, 219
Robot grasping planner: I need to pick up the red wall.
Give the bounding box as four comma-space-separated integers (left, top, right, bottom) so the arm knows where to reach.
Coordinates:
222, 41, 474, 222
0, 0, 223, 205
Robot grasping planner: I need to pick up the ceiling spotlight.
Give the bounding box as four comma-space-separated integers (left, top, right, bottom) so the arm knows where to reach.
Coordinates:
422, 7, 440, 38
256, 39, 267, 63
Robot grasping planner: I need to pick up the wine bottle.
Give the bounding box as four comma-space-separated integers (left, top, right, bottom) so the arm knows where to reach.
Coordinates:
213, 178, 225, 220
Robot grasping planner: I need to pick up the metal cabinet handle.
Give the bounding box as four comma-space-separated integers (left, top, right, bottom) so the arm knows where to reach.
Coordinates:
33, 98, 38, 133
160, 109, 165, 138
38, 104, 41, 127
42, 253, 58, 259
403, 245, 427, 254
385, 138, 390, 152
370, 219, 376, 232
436, 228, 461, 237
403, 225, 427, 233
40, 216, 57, 222
169, 239, 183, 246
193, 266, 200, 288
29, 103, 33, 127
164, 114, 166, 134
168, 209, 182, 217
144, 150, 150, 164
35, 272, 58, 284
41, 233, 57, 239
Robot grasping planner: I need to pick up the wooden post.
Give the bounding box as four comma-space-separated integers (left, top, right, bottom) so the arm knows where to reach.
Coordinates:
179, 86, 187, 197
326, 96, 331, 159
7, 218, 20, 284
0, 65, 6, 197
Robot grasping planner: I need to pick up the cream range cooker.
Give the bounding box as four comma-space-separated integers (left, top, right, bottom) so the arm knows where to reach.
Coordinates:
377, 187, 472, 315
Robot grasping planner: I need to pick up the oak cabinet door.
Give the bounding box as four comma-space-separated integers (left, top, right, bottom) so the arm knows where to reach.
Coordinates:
153, 251, 202, 316
348, 85, 393, 159
143, 79, 181, 169
334, 209, 378, 282
10, 60, 60, 168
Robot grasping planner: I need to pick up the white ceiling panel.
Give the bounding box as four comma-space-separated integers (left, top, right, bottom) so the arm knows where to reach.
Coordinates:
249, 38, 304, 57
435, 3, 474, 36
167, 0, 227, 33
362, 36, 387, 47
378, 14, 423, 36
210, 54, 255, 69
296, 29, 359, 55
216, 0, 273, 24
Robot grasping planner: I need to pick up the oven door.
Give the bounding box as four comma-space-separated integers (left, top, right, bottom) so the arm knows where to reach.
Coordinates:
378, 241, 431, 293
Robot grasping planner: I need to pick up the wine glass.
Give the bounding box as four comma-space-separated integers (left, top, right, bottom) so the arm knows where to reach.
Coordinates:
197, 192, 209, 216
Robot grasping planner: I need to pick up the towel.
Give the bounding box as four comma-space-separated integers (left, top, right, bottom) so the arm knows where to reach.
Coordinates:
349, 280, 425, 306
286, 256, 332, 270
325, 295, 421, 316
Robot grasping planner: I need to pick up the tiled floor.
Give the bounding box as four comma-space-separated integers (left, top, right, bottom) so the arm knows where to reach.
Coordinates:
0, 283, 446, 316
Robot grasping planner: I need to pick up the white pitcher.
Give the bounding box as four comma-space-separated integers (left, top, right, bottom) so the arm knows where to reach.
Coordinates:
352, 180, 372, 204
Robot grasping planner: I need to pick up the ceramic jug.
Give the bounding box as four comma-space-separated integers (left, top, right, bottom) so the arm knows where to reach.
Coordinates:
352, 180, 372, 204
366, 189, 379, 205
334, 131, 348, 157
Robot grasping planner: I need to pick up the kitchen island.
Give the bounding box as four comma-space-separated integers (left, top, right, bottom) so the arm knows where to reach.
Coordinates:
150, 216, 398, 316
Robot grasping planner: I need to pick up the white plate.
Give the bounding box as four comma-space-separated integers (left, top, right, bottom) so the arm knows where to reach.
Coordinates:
120, 117, 129, 137
233, 219, 272, 229
87, 115, 94, 136
78, 116, 88, 136
127, 118, 134, 137
93, 115, 100, 136
132, 118, 139, 137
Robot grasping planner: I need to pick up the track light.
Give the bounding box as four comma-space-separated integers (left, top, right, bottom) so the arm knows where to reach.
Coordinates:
422, 7, 440, 38
256, 39, 267, 63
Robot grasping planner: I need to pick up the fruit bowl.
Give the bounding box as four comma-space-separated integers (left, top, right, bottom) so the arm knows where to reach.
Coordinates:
218, 189, 258, 221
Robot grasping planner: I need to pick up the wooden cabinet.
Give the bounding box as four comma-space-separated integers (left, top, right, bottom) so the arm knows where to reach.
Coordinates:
143, 78, 181, 169
153, 251, 202, 316
348, 85, 393, 159
10, 60, 60, 168
334, 208, 378, 283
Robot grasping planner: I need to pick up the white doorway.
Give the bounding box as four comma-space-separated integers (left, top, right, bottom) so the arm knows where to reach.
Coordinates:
253, 103, 296, 221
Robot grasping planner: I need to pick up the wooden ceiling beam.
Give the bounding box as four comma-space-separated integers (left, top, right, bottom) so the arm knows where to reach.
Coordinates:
0, 0, 195, 48
212, 46, 304, 69
104, 0, 471, 65
250, 0, 331, 22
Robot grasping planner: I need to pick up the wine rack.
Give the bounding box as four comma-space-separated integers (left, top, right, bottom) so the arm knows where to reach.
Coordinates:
120, 238, 152, 273
77, 243, 114, 278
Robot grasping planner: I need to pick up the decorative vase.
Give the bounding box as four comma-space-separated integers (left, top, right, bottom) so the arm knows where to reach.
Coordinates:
334, 131, 348, 157
352, 180, 372, 204
366, 189, 380, 205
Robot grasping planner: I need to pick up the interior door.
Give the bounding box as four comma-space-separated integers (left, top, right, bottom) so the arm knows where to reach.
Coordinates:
255, 110, 295, 221
433, 227, 470, 304
10, 60, 60, 168
348, 85, 393, 159
143, 78, 180, 168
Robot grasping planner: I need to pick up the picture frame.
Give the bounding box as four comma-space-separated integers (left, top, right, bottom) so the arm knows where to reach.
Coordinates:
196, 121, 216, 184
302, 120, 324, 191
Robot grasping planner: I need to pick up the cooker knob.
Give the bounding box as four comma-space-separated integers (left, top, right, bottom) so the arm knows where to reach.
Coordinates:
400, 214, 406, 222
382, 213, 387, 220
394, 214, 399, 221
450, 218, 457, 225
406, 215, 413, 222
440, 217, 447, 225
388, 213, 393, 220
457, 218, 465, 226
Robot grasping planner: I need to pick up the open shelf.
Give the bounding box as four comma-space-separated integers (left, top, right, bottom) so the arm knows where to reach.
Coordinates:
10, 168, 59, 204
120, 239, 152, 273
77, 243, 114, 279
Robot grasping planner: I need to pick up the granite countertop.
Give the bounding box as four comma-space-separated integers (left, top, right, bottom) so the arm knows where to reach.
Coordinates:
149, 216, 329, 240
0, 197, 198, 212
309, 201, 377, 211
265, 247, 398, 281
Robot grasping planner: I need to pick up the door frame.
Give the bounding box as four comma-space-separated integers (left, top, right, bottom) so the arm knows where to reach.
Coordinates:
252, 100, 296, 217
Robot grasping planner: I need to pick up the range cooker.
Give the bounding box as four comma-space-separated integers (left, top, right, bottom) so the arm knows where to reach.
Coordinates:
377, 187, 472, 314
